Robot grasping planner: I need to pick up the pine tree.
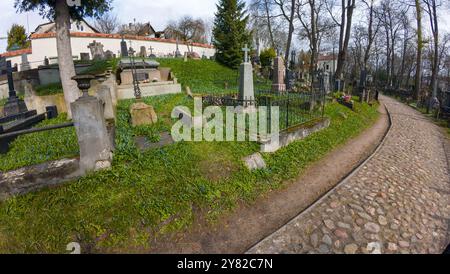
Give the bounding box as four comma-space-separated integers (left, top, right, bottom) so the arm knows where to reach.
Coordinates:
7, 24, 30, 51
213, 0, 252, 69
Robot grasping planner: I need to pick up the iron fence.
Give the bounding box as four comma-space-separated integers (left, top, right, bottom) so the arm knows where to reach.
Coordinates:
202, 90, 326, 134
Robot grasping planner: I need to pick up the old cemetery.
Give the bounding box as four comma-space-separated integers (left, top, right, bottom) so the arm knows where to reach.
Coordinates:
0, 42, 380, 253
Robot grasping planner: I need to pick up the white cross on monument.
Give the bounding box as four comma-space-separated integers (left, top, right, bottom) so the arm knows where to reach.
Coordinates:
242, 44, 250, 63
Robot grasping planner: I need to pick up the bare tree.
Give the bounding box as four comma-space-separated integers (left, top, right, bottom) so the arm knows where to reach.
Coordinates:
414, 0, 424, 100
274, 0, 297, 64
423, 0, 441, 105
326, 0, 356, 87
94, 12, 120, 34
165, 16, 207, 44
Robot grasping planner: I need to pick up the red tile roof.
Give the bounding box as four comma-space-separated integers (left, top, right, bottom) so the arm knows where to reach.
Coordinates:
318, 54, 337, 61
0, 48, 32, 58
31, 32, 215, 49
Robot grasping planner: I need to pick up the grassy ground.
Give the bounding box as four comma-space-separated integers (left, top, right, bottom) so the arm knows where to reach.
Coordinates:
0, 114, 79, 172
156, 58, 271, 94
0, 95, 379, 253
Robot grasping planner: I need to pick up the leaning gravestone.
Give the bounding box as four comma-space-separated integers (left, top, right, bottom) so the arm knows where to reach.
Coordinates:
88, 40, 105, 60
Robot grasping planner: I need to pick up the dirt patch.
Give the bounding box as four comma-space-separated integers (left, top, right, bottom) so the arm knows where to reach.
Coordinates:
149, 104, 390, 254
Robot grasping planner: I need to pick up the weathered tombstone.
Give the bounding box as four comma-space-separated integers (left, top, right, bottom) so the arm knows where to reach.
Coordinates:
139, 46, 147, 58
286, 70, 296, 91
20, 54, 31, 71
87, 40, 105, 60
359, 70, 367, 102
96, 85, 116, 121
80, 52, 90, 61
175, 38, 182, 58
149, 46, 156, 58
120, 38, 128, 57
0, 57, 6, 75
2, 60, 28, 116
71, 75, 112, 173
238, 44, 255, 107
104, 50, 114, 60
44, 56, 50, 66
272, 55, 286, 92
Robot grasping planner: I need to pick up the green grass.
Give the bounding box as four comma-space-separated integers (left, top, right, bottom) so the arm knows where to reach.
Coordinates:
35, 82, 64, 96
0, 97, 379, 253
0, 98, 6, 107
156, 58, 271, 94
0, 114, 79, 172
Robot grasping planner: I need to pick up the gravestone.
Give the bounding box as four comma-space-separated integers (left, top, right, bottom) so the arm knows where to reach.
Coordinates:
20, 54, 31, 71
71, 75, 113, 173
238, 44, 255, 105
175, 39, 182, 58
286, 70, 296, 91
272, 55, 286, 92
0, 57, 6, 75
359, 70, 367, 102
80, 52, 90, 61
2, 60, 28, 116
149, 46, 156, 58
44, 56, 50, 66
139, 46, 147, 58
120, 38, 128, 57
87, 40, 105, 60
104, 50, 114, 60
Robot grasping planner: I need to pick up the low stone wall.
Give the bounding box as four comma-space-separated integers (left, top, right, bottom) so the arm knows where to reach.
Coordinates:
117, 81, 182, 100
0, 158, 82, 201
260, 118, 331, 153
24, 93, 68, 114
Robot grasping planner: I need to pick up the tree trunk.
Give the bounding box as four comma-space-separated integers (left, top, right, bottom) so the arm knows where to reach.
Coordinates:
363, 0, 375, 71
335, 0, 355, 89
430, 0, 439, 101
55, 0, 79, 118
284, 0, 296, 67
309, 0, 318, 76
414, 0, 423, 101
264, 0, 276, 49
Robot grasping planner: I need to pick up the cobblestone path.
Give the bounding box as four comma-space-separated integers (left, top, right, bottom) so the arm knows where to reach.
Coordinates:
248, 96, 450, 254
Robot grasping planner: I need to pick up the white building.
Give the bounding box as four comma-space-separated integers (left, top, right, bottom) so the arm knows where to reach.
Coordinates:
0, 21, 215, 71
317, 53, 337, 74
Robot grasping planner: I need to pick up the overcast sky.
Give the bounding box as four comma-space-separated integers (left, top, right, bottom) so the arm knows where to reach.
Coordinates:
0, 0, 449, 52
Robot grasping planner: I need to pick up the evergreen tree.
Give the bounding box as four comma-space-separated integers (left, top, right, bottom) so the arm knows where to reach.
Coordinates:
213, 0, 251, 69
7, 24, 30, 51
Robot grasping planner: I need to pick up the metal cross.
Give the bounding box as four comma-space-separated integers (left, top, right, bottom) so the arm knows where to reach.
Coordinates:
149, 46, 154, 55
242, 44, 250, 63
128, 47, 142, 99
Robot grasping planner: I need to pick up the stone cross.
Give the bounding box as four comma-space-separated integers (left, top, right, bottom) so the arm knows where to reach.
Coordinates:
242, 44, 250, 63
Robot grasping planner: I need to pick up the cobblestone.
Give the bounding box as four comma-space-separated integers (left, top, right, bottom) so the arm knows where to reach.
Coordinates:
248, 96, 450, 254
